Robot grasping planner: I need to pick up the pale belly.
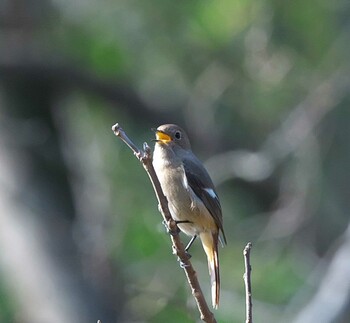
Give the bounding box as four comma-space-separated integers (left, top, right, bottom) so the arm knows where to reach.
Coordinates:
154, 162, 216, 237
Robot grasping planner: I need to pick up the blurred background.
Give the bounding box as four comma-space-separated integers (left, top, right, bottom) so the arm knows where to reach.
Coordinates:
0, 0, 350, 322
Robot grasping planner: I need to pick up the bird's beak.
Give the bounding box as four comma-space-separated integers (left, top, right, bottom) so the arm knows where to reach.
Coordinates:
152, 128, 172, 143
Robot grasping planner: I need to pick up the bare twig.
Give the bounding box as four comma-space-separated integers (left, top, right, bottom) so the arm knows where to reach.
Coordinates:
243, 242, 253, 323
112, 123, 217, 323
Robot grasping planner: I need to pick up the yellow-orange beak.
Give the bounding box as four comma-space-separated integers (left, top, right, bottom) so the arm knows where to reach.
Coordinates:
156, 130, 172, 143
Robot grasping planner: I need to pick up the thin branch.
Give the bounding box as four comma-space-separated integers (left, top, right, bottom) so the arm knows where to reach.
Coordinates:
112, 123, 217, 323
243, 242, 253, 323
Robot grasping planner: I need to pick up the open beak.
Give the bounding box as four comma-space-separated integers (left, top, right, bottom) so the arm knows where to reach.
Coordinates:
152, 128, 172, 143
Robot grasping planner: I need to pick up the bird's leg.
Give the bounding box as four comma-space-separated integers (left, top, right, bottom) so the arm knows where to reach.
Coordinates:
177, 232, 197, 269
164, 220, 195, 268
185, 235, 197, 253
175, 221, 196, 261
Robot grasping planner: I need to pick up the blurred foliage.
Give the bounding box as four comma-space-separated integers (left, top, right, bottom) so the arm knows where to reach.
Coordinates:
0, 279, 15, 323
0, 0, 350, 322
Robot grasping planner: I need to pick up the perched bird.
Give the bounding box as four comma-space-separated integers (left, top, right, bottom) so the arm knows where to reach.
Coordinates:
152, 124, 226, 309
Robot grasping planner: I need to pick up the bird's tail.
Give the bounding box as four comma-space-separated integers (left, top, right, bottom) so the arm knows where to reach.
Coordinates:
200, 231, 220, 309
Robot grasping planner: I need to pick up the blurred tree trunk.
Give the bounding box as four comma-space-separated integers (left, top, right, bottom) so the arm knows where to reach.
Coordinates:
0, 1, 123, 322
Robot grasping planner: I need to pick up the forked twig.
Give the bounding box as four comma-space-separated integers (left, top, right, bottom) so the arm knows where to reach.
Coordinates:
112, 123, 216, 323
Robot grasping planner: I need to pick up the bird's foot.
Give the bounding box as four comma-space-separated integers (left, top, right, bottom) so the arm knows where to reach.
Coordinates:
185, 251, 192, 259
179, 260, 190, 269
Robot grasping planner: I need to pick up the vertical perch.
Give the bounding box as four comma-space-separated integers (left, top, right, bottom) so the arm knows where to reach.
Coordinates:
243, 242, 253, 323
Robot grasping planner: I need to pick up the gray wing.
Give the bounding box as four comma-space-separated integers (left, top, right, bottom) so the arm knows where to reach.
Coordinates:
183, 156, 227, 244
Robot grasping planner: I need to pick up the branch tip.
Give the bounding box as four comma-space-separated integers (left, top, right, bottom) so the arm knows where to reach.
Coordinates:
143, 142, 151, 153
112, 123, 121, 136
243, 242, 252, 255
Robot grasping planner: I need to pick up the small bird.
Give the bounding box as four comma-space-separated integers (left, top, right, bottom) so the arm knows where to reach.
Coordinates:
152, 124, 226, 309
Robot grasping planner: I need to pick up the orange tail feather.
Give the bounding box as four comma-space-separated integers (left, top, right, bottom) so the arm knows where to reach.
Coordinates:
200, 232, 220, 309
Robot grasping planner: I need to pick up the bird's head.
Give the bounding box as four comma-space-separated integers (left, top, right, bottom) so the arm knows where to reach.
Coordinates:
153, 124, 191, 151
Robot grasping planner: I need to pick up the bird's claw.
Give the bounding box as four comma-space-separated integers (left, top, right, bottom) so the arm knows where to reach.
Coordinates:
179, 259, 190, 268
177, 250, 191, 268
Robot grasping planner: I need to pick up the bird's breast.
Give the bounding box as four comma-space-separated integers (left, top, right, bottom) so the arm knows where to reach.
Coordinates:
154, 163, 192, 215
153, 147, 216, 236
153, 149, 193, 215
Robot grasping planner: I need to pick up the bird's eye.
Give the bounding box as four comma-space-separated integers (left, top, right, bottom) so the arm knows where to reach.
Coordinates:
174, 131, 181, 139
